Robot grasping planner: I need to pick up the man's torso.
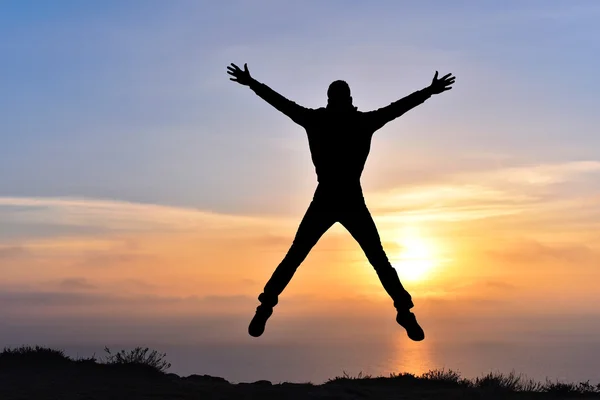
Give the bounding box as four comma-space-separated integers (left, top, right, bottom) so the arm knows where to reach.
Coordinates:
304, 108, 376, 185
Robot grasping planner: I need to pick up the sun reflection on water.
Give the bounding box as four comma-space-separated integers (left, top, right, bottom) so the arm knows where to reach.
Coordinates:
386, 336, 436, 377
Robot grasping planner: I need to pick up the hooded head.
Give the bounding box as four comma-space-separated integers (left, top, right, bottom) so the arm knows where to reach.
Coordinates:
327, 80, 354, 110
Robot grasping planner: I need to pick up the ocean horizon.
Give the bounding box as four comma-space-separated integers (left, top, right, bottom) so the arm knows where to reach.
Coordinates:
48, 337, 600, 385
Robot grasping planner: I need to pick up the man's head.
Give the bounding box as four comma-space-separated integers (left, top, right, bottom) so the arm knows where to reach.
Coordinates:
327, 80, 352, 108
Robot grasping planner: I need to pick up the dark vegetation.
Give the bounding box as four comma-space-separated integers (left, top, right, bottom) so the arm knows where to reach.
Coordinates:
0, 345, 598, 399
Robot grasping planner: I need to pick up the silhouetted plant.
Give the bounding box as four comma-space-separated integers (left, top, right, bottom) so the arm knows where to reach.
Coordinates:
326, 370, 372, 383
74, 353, 98, 365
474, 370, 543, 392
545, 381, 577, 394
328, 369, 468, 389
575, 380, 596, 393
420, 368, 469, 387
543, 379, 600, 395
103, 347, 171, 373
0, 345, 70, 366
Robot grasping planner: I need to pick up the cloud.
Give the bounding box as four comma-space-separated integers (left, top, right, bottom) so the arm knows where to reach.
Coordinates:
363, 160, 600, 225
249, 234, 294, 248
58, 278, 97, 291
0, 289, 255, 312
47, 278, 156, 294
467, 161, 600, 187
0, 246, 29, 259
0, 196, 292, 236
487, 240, 598, 265
74, 251, 154, 269
112, 279, 157, 292
369, 184, 538, 223
482, 280, 517, 291
404, 279, 519, 302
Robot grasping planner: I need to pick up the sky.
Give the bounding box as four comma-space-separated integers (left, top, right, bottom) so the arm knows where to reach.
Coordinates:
1, 0, 600, 381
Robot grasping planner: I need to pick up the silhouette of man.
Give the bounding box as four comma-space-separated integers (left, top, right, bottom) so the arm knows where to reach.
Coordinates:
227, 63, 455, 341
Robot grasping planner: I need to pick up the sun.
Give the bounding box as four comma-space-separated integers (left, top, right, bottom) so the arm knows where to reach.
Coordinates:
391, 227, 438, 283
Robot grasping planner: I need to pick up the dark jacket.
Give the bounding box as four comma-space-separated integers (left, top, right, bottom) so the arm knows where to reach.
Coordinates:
249, 80, 432, 186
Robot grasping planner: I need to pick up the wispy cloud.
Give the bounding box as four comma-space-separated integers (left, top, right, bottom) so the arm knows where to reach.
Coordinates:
0, 196, 289, 234
465, 161, 600, 187
0, 245, 29, 259
487, 240, 599, 266
367, 160, 600, 223
58, 277, 97, 291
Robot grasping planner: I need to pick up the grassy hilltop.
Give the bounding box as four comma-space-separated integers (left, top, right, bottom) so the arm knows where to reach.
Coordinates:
0, 345, 599, 399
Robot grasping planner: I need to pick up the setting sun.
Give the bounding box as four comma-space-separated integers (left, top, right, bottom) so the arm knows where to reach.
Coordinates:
391, 227, 438, 283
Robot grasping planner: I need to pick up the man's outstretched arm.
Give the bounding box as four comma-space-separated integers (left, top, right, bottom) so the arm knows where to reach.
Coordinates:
227, 63, 310, 127
366, 71, 456, 131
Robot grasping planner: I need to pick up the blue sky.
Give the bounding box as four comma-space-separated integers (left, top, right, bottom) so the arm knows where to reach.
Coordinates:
2, 0, 599, 217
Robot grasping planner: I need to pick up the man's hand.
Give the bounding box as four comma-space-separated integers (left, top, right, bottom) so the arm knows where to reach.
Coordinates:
428, 71, 455, 95
227, 63, 254, 86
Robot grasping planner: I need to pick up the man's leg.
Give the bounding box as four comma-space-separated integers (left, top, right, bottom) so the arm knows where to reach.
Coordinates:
249, 198, 336, 337
338, 199, 413, 310
338, 199, 424, 341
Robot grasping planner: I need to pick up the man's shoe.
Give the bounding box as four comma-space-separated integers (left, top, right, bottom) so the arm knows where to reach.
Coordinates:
248, 305, 273, 337
396, 311, 425, 341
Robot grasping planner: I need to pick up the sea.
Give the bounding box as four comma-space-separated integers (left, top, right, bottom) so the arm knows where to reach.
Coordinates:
61, 338, 600, 385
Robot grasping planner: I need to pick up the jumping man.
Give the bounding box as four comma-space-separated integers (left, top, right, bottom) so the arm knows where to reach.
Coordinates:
227, 63, 455, 341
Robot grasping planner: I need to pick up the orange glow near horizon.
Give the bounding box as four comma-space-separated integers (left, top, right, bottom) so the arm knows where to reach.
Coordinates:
2, 162, 600, 326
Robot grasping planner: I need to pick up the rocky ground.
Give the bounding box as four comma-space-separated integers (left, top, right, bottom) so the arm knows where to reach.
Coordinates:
2, 366, 600, 400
